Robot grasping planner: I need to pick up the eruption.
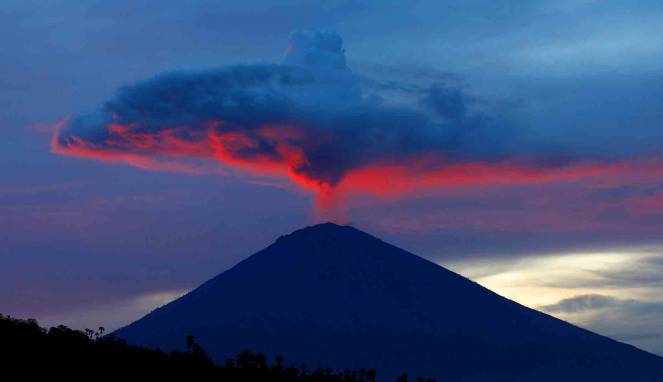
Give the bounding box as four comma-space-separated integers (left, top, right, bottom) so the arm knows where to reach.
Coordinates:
51, 30, 626, 210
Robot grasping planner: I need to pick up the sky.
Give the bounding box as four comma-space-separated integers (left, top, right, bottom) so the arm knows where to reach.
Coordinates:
2, 0, 663, 355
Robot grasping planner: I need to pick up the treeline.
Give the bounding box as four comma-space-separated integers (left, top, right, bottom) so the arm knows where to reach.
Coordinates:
0, 314, 437, 381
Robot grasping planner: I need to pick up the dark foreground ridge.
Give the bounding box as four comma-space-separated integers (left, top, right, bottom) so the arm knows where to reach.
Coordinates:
0, 314, 389, 380
112, 223, 663, 380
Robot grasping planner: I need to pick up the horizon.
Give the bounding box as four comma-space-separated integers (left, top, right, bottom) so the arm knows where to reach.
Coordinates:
3, 0, 663, 365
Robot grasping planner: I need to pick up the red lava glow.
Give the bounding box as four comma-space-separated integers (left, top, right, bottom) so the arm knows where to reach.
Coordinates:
51, 118, 651, 212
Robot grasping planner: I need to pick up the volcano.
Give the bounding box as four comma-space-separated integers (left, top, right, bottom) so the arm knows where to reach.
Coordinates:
115, 223, 663, 381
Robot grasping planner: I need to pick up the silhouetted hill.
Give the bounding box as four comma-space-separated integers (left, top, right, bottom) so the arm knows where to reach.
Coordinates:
115, 223, 663, 381
0, 314, 382, 381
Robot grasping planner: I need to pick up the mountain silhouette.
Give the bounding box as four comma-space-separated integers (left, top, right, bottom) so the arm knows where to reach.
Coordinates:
115, 223, 663, 381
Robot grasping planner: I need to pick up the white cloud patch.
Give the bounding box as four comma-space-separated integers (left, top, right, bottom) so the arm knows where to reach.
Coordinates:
445, 249, 663, 356
37, 288, 189, 332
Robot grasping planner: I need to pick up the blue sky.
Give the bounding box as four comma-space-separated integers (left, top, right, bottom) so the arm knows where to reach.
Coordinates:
2, 0, 663, 355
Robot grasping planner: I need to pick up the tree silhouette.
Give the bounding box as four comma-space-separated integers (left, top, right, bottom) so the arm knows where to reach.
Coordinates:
186, 334, 195, 351
0, 313, 450, 381
275, 355, 285, 371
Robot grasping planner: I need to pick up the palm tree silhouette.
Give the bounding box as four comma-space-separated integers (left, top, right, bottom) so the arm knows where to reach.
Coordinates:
186, 334, 195, 352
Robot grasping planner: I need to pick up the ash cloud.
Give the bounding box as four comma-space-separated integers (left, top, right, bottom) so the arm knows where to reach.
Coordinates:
53, 30, 596, 201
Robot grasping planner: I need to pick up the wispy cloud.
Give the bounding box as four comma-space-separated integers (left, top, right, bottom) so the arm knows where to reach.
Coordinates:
539, 293, 663, 349
540, 294, 634, 313
37, 288, 189, 332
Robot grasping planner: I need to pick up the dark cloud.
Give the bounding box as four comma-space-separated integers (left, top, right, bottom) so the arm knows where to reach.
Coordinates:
540, 293, 663, 352
592, 257, 663, 287
540, 294, 625, 313
54, 29, 615, 209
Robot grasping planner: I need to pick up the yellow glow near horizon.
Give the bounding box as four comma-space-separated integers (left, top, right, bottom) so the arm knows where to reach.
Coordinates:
443, 249, 663, 355
444, 250, 656, 311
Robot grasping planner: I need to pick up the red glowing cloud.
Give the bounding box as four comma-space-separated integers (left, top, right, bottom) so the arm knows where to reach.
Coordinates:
50, 31, 663, 212
52, 117, 333, 193
337, 159, 622, 196
51, 115, 644, 213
